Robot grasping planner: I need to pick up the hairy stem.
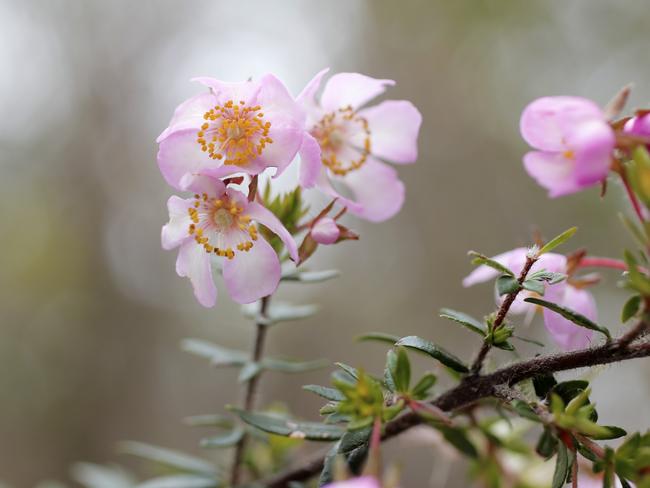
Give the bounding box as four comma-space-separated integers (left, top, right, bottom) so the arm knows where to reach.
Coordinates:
470, 255, 537, 375
230, 295, 270, 486
257, 337, 650, 488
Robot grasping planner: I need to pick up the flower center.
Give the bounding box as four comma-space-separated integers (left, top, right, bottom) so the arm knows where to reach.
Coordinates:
187, 193, 258, 259
197, 100, 273, 167
311, 106, 371, 176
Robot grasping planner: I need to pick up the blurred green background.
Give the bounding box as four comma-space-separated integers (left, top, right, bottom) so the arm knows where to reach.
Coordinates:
1, 0, 649, 486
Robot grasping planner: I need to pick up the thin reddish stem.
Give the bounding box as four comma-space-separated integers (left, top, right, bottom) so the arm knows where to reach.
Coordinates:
578, 257, 628, 272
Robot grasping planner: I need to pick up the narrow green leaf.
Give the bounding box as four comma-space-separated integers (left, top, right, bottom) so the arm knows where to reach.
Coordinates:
524, 298, 611, 339
118, 442, 216, 475
355, 332, 401, 344
411, 373, 437, 400
623, 250, 650, 295
522, 278, 545, 295
533, 373, 557, 399
334, 363, 359, 380
200, 427, 244, 448
261, 358, 328, 374
439, 308, 485, 335
183, 414, 233, 429
528, 270, 567, 285
587, 426, 627, 440
621, 295, 642, 322
395, 336, 469, 373
619, 212, 648, 248
390, 347, 410, 393
281, 269, 340, 283
540, 227, 577, 255
468, 251, 514, 276
71, 462, 135, 488
240, 302, 319, 326
384, 349, 398, 393
136, 475, 218, 488
234, 410, 344, 441
238, 362, 262, 383
552, 442, 570, 488
181, 339, 247, 367
511, 400, 541, 422
303, 385, 345, 402
439, 426, 478, 458
536, 428, 558, 459
497, 275, 521, 296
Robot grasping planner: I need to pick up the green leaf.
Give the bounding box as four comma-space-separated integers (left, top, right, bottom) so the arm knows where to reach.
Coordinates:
118, 442, 216, 475
395, 336, 469, 373
384, 349, 398, 393
71, 462, 135, 488
439, 308, 485, 335
536, 428, 558, 459
181, 339, 247, 367
619, 212, 648, 248
234, 410, 344, 441
439, 426, 478, 458
334, 363, 359, 381
261, 358, 328, 374
540, 227, 577, 255
183, 414, 233, 429
623, 250, 650, 295
497, 275, 521, 296
303, 385, 345, 402
411, 373, 437, 400
511, 400, 541, 422
468, 251, 514, 276
551, 380, 589, 404
355, 332, 401, 344
622, 295, 642, 322
137, 475, 218, 488
522, 278, 545, 295
513, 335, 545, 347
524, 298, 611, 339
533, 373, 557, 399
200, 427, 244, 448
238, 362, 262, 383
241, 302, 319, 326
281, 269, 340, 283
587, 426, 627, 440
552, 441, 570, 488
528, 270, 567, 285
393, 347, 411, 393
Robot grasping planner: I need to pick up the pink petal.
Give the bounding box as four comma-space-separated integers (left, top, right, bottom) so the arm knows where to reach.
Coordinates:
311, 218, 340, 244
624, 113, 650, 137
315, 168, 364, 214
298, 133, 323, 188
520, 96, 603, 151
297, 68, 329, 105
245, 202, 299, 262
191, 77, 261, 106
523, 150, 583, 198
162, 196, 192, 250
543, 286, 595, 351
179, 173, 226, 195
462, 248, 528, 287
323, 477, 381, 488
157, 92, 216, 143
356, 100, 422, 164
176, 241, 217, 308
342, 157, 405, 222
157, 128, 227, 190
320, 73, 395, 111
569, 119, 615, 185
222, 236, 281, 304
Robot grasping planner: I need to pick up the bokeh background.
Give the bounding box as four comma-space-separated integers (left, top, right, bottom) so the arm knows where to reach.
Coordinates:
2, 0, 650, 486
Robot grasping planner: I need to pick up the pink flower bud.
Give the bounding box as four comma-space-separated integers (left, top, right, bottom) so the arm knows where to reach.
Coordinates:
311, 217, 340, 245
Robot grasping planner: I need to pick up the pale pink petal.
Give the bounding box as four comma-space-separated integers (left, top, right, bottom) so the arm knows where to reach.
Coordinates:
342, 157, 405, 222
311, 218, 340, 244
624, 113, 650, 137
320, 73, 395, 111
176, 241, 217, 308
298, 133, 323, 188
520, 96, 603, 151
356, 100, 422, 163
323, 477, 381, 488
157, 128, 229, 190
297, 68, 329, 105
157, 92, 216, 143
191, 77, 261, 106
179, 173, 226, 195
315, 168, 364, 214
222, 237, 281, 303
162, 196, 192, 250
569, 120, 615, 185
245, 202, 299, 262
543, 286, 595, 351
523, 151, 583, 198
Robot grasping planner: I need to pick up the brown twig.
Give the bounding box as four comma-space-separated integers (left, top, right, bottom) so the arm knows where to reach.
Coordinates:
230, 295, 271, 486
256, 337, 650, 487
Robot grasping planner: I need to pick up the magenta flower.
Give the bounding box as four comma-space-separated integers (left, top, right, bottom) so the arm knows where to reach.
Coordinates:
297, 70, 422, 222
157, 74, 305, 190
161, 175, 298, 307
463, 248, 595, 350
624, 112, 650, 138
323, 477, 381, 488
520, 96, 615, 197
310, 217, 340, 244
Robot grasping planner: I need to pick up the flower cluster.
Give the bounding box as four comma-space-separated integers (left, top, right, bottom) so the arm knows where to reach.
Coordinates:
157, 71, 422, 307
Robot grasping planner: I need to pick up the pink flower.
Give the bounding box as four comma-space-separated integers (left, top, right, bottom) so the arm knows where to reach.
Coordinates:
310, 217, 340, 244
463, 248, 595, 350
624, 112, 650, 138
323, 477, 381, 488
161, 175, 298, 307
520, 96, 615, 197
157, 74, 306, 190
297, 70, 422, 222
